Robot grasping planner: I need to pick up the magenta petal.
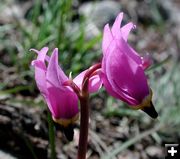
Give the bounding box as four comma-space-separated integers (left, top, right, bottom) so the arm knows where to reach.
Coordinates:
32, 60, 46, 70
111, 12, 123, 38
102, 24, 113, 54
33, 61, 47, 96
100, 72, 121, 99
46, 48, 68, 88
102, 38, 117, 74
32, 47, 49, 96
48, 87, 79, 119
30, 47, 49, 62
32, 48, 56, 115
88, 73, 102, 93
121, 22, 135, 41
115, 36, 142, 65
106, 40, 149, 104
102, 40, 139, 105
73, 70, 102, 93
73, 70, 86, 89
34, 62, 57, 116
100, 72, 137, 105
111, 14, 141, 65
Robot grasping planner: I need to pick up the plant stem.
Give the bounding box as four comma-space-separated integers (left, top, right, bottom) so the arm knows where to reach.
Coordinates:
76, 63, 101, 159
48, 111, 56, 159
77, 95, 89, 159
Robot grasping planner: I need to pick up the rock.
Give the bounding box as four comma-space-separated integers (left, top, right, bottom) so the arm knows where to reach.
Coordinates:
159, 0, 180, 25
118, 150, 140, 159
159, 0, 180, 43
0, 0, 32, 24
0, 104, 48, 159
67, 21, 100, 40
79, 0, 121, 29
136, 0, 169, 26
0, 150, 17, 159
146, 146, 163, 158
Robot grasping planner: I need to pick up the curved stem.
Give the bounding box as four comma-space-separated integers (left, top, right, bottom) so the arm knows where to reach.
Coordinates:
82, 63, 101, 85
77, 95, 89, 159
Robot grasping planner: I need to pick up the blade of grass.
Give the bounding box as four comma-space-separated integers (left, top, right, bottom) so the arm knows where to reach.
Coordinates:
20, 133, 38, 159
101, 123, 163, 159
146, 55, 171, 73
0, 85, 31, 94
47, 111, 56, 159
32, 0, 41, 25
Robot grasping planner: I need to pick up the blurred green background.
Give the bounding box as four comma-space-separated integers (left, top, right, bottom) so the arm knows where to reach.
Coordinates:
0, 0, 180, 159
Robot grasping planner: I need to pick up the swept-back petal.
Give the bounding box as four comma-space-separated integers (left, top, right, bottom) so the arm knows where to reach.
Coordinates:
106, 39, 149, 105
31, 47, 57, 115
34, 60, 56, 115
33, 61, 47, 96
46, 48, 68, 89
30, 47, 50, 62
102, 39, 117, 74
115, 36, 142, 65
102, 24, 113, 54
121, 22, 135, 41
111, 12, 123, 38
32, 47, 49, 95
48, 87, 79, 119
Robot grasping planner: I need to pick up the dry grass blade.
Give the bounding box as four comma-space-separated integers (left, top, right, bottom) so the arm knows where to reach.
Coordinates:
101, 123, 163, 159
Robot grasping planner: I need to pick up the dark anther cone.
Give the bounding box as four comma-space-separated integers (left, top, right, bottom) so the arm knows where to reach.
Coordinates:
141, 102, 158, 119
63, 124, 74, 141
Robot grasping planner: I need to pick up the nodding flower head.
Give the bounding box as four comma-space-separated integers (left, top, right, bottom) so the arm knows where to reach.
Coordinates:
101, 12, 158, 118
31, 47, 79, 127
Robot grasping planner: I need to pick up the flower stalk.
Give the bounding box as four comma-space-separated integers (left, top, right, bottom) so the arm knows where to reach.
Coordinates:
77, 63, 101, 159
77, 95, 89, 159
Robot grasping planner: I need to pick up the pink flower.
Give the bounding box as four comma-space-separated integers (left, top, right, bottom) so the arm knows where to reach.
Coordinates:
101, 13, 157, 118
31, 47, 79, 127
31, 47, 102, 126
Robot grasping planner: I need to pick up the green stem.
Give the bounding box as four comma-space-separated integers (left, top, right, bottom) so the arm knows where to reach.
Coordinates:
77, 95, 89, 159
48, 111, 56, 159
